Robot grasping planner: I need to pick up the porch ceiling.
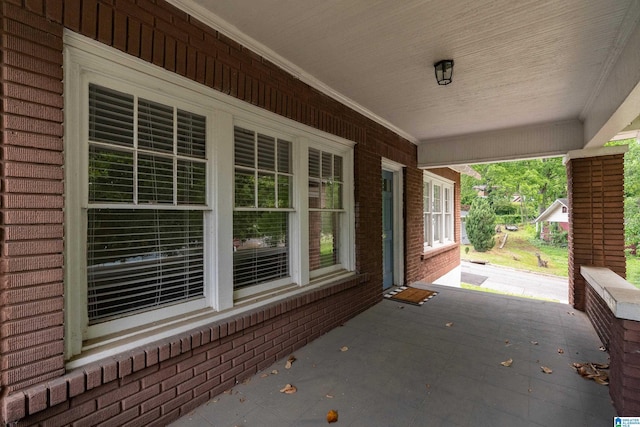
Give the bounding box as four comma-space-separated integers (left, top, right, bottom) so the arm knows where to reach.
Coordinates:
173, 0, 640, 164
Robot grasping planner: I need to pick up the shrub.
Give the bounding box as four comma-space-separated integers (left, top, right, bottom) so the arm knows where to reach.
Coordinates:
466, 198, 496, 252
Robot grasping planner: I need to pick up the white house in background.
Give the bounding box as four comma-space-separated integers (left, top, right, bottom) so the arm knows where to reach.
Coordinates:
534, 198, 570, 241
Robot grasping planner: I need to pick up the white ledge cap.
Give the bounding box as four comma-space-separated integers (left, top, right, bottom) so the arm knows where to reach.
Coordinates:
581, 266, 640, 321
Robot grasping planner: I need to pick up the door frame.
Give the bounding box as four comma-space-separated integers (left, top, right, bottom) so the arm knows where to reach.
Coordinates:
381, 158, 405, 287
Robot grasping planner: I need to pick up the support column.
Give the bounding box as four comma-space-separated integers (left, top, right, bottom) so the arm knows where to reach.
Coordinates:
566, 146, 627, 310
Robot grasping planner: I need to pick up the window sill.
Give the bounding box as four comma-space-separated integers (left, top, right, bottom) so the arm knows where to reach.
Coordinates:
67, 271, 358, 369
421, 242, 458, 260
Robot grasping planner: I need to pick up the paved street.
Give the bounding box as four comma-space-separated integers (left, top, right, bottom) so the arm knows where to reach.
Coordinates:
459, 260, 569, 304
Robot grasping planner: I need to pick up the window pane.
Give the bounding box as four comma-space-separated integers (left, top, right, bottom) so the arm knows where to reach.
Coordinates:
309, 179, 321, 208
322, 152, 332, 179
433, 185, 441, 212
433, 214, 442, 242
138, 154, 174, 204
89, 145, 134, 203
309, 148, 320, 178
278, 175, 291, 208
278, 140, 291, 173
89, 84, 134, 147
309, 211, 340, 270
138, 99, 174, 153
177, 110, 206, 158
233, 211, 289, 289
234, 127, 255, 167
423, 182, 430, 212
445, 187, 451, 213
257, 172, 276, 208
334, 155, 343, 181
322, 181, 342, 209
257, 133, 275, 171
87, 209, 204, 323
177, 160, 206, 205
235, 170, 255, 207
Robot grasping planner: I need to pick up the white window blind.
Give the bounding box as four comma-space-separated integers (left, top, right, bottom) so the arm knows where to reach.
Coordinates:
233, 126, 292, 290
309, 148, 343, 271
87, 84, 207, 323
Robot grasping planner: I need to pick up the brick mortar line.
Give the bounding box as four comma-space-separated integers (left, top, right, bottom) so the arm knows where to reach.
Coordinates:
1, 274, 365, 423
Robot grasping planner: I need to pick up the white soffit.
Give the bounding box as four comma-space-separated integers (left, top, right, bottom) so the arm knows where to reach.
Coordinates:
418, 119, 583, 168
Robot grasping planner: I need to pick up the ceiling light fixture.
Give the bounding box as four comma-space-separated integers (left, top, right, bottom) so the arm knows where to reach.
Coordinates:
434, 59, 454, 85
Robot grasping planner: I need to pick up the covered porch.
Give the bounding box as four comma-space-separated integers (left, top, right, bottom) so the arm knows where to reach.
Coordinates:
170, 284, 614, 426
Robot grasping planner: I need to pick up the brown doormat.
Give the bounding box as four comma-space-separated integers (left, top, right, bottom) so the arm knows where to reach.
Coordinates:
384, 286, 438, 306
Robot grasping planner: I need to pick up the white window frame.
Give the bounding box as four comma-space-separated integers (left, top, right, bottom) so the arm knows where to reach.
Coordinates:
423, 171, 454, 251
63, 32, 355, 364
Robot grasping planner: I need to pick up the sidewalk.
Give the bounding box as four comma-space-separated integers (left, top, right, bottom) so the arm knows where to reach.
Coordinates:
459, 260, 569, 303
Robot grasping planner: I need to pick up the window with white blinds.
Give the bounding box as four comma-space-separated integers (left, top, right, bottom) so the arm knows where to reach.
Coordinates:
423, 173, 454, 250
87, 84, 207, 323
309, 148, 343, 271
233, 126, 293, 290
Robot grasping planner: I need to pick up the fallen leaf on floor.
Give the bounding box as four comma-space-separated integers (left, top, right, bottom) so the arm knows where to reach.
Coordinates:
528, 388, 532, 393
326, 394, 334, 398
567, 311, 575, 316
445, 322, 453, 327
224, 389, 233, 395
501, 358, 513, 367
239, 396, 246, 403
505, 339, 510, 344
280, 384, 297, 394
242, 377, 251, 385
327, 409, 339, 423
397, 305, 404, 309
425, 384, 430, 389
557, 348, 564, 354
530, 341, 539, 345
260, 373, 269, 378
271, 369, 279, 375
340, 346, 349, 352
541, 366, 553, 374
572, 362, 610, 385
285, 355, 296, 369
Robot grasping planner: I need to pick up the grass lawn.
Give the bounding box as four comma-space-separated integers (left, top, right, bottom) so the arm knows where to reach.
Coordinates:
461, 225, 568, 277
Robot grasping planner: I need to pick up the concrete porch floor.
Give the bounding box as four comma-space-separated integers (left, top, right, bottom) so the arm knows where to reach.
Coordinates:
169, 284, 616, 426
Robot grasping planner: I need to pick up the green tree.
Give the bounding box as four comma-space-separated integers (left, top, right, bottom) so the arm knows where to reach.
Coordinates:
466, 197, 496, 252
607, 138, 640, 251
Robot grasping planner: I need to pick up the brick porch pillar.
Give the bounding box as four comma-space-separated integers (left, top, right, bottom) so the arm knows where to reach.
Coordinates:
566, 146, 627, 310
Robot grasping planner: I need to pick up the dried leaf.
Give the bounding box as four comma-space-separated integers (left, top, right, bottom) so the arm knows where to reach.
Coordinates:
504, 339, 510, 344
326, 394, 334, 399
501, 358, 513, 367
572, 362, 610, 385
530, 341, 539, 345
279, 384, 297, 394
445, 322, 453, 327
557, 348, 564, 354
271, 369, 279, 375
285, 355, 296, 369
541, 366, 553, 374
567, 311, 575, 316
327, 409, 339, 423
397, 305, 405, 309
340, 346, 349, 352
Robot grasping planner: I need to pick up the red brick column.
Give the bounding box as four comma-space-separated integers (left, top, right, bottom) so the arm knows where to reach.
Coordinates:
566, 149, 626, 310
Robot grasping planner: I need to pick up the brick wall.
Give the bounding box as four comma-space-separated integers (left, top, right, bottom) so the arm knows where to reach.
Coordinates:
405, 167, 461, 284
566, 153, 625, 310
0, 1, 458, 425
